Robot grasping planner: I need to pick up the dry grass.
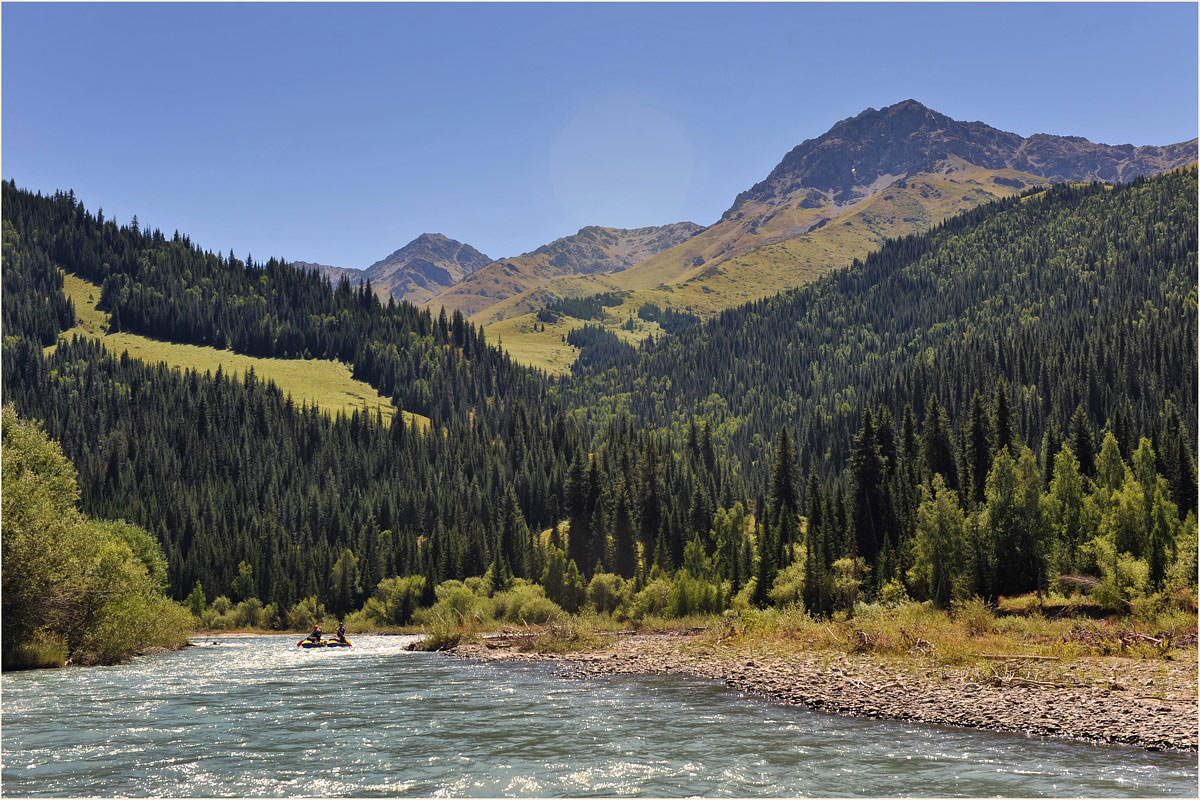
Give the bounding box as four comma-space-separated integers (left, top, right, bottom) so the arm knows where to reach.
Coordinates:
707, 599, 1198, 672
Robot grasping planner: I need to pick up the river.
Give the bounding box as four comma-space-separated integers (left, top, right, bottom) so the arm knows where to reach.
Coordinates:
1, 634, 1195, 797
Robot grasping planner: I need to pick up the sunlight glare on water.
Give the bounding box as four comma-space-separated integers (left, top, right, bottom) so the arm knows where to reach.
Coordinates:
1, 634, 1196, 797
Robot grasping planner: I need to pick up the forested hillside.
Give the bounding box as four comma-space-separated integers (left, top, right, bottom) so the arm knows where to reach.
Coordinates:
566, 170, 1197, 494
2, 169, 1196, 625
1, 182, 744, 613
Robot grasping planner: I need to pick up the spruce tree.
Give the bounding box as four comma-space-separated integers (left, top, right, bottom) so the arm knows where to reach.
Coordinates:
1068, 406, 1096, 479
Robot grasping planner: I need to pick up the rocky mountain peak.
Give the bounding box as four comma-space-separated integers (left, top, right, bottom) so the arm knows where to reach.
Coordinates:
725, 100, 1196, 216
366, 233, 491, 282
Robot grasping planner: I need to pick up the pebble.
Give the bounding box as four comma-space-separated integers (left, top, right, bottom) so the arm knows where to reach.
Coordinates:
448, 634, 1197, 752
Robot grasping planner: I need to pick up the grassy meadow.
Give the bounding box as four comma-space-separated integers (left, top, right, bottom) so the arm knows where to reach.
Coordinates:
51, 272, 424, 427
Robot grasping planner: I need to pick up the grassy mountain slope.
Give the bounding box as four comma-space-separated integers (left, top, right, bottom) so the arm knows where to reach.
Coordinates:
427, 222, 701, 321
50, 272, 415, 426
483, 101, 1196, 369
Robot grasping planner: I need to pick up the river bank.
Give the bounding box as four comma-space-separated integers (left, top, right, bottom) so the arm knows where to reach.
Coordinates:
448, 630, 1198, 752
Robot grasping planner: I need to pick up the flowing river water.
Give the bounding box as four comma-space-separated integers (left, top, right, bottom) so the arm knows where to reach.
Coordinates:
1, 634, 1195, 797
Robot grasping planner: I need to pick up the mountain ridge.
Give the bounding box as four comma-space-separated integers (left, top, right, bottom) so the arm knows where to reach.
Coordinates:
426, 222, 703, 320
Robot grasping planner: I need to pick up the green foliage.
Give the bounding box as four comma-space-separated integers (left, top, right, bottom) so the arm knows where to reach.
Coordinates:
586, 572, 631, 615
286, 595, 327, 630
99, 520, 169, 591
631, 577, 674, 619
876, 579, 911, 608
492, 581, 565, 625
636, 302, 699, 334
6, 630, 69, 670
542, 292, 626, 322
952, 596, 995, 636
566, 323, 637, 372
908, 475, 966, 609
415, 580, 493, 627
541, 546, 586, 614
4, 166, 1196, 632
208, 597, 280, 630
209, 595, 233, 615
767, 561, 806, 607
1043, 445, 1087, 573
230, 560, 255, 603
1079, 537, 1149, 611
329, 549, 361, 616
1, 407, 190, 668
668, 573, 723, 617
362, 575, 425, 626
832, 557, 868, 616
1166, 511, 1198, 592
185, 582, 207, 618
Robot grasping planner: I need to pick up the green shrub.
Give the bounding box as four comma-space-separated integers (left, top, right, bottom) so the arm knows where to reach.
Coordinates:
415, 620, 464, 651
416, 581, 493, 626
2, 407, 190, 667
877, 579, 912, 608
631, 577, 673, 619
587, 572, 630, 615
670, 573, 723, 617
513, 596, 565, 624
210, 595, 233, 616
1081, 537, 1149, 611
362, 575, 425, 626
952, 596, 995, 636
768, 562, 805, 607
286, 595, 326, 630
729, 578, 757, 611
494, 581, 564, 624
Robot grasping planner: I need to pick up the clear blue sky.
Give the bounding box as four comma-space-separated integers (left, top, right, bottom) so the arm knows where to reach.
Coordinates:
4, 3, 1196, 268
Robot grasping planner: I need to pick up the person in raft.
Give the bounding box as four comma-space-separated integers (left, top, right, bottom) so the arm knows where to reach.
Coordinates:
335, 622, 347, 642
306, 623, 322, 643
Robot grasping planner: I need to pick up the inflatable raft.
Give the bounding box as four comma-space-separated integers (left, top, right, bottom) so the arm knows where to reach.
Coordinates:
297, 638, 352, 648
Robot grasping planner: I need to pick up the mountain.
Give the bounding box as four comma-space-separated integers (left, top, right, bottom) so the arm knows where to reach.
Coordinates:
426, 222, 702, 322
291, 233, 490, 305
566, 167, 1198, 494
4, 166, 1195, 627
482, 100, 1196, 367
2, 181, 741, 611
290, 260, 363, 286
364, 233, 492, 305
636, 99, 1197, 284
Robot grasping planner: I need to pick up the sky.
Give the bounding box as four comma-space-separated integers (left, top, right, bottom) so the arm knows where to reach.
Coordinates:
3, 3, 1197, 269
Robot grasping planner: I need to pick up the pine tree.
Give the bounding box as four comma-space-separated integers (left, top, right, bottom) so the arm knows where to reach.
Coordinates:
1069, 406, 1096, 479
849, 409, 887, 565
922, 397, 959, 492
966, 391, 992, 508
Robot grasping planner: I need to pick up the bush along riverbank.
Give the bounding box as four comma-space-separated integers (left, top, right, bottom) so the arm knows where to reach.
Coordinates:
443, 601, 1198, 752
1, 407, 192, 669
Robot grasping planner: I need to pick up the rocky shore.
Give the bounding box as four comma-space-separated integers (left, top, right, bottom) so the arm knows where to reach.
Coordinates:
448, 632, 1198, 752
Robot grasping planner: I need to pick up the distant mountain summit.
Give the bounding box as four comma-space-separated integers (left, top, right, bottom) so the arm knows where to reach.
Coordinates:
364, 233, 491, 304
732, 98, 1197, 211
608, 100, 1197, 300
291, 233, 490, 305
291, 260, 362, 286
